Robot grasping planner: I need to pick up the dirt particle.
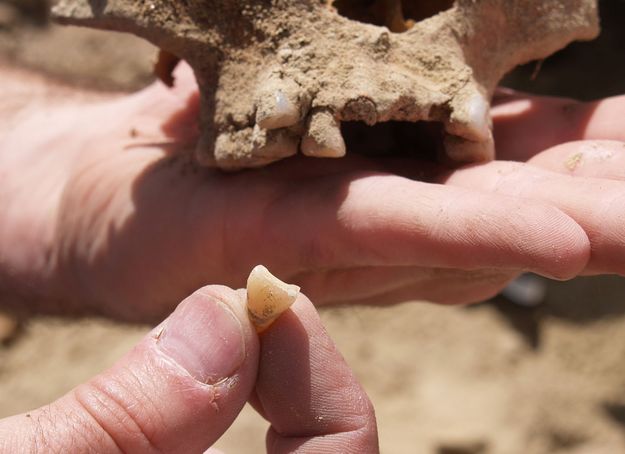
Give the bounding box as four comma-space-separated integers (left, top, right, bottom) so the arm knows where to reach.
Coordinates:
565, 152, 583, 171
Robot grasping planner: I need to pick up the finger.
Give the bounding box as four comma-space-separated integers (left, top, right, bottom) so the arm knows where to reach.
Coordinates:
492, 93, 588, 161
294, 266, 437, 304
445, 161, 625, 275
255, 293, 379, 453
493, 93, 625, 161
335, 268, 516, 306
582, 96, 625, 142
0, 286, 259, 453
293, 265, 516, 306
528, 140, 625, 181
242, 172, 589, 281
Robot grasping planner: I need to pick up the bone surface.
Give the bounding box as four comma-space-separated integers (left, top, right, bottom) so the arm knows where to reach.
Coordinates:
246, 265, 300, 332
53, 0, 599, 170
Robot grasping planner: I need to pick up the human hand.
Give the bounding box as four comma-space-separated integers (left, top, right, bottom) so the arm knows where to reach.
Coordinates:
444, 89, 625, 277
4, 63, 619, 321
0, 285, 377, 453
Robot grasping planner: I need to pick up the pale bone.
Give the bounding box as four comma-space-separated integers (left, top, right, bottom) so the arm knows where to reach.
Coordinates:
53, 0, 599, 169
246, 265, 300, 332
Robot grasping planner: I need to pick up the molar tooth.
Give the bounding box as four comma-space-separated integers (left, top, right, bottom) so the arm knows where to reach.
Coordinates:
246, 265, 300, 332
301, 109, 346, 158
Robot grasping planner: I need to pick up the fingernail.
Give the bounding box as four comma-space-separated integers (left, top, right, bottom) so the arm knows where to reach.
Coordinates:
157, 293, 245, 384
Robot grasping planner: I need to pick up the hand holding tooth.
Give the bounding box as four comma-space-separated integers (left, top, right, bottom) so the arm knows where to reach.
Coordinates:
0, 271, 378, 453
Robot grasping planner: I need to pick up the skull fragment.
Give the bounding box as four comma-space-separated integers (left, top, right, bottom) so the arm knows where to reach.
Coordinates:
53, 0, 599, 170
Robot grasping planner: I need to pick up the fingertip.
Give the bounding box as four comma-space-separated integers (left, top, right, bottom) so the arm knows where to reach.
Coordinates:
258, 292, 319, 338
61, 286, 260, 453
583, 95, 625, 142
255, 291, 378, 451
171, 60, 199, 93
528, 140, 625, 180
530, 204, 590, 280
492, 94, 586, 161
445, 162, 591, 279
194, 284, 253, 333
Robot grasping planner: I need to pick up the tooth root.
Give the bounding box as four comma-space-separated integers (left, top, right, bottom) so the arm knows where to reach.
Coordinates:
255, 75, 306, 130
301, 109, 346, 158
443, 132, 495, 164
246, 265, 300, 332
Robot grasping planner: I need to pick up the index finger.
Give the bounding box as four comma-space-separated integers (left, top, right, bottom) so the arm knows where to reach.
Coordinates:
255, 293, 379, 453
252, 172, 590, 280
492, 90, 625, 161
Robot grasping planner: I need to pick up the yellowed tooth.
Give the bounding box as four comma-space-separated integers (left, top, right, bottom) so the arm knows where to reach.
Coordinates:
246, 265, 300, 332
301, 108, 346, 158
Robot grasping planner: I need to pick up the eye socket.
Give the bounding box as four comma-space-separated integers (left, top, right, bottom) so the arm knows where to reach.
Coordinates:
330, 0, 455, 33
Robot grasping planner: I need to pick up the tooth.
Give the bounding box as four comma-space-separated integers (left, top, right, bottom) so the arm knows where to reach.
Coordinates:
246, 265, 300, 333
463, 92, 491, 141
255, 75, 304, 130
443, 132, 495, 163
301, 109, 346, 158
446, 89, 492, 144
251, 124, 299, 159
212, 127, 298, 170
212, 131, 245, 170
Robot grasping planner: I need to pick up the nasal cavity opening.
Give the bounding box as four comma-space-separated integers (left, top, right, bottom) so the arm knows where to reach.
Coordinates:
330, 0, 455, 33
340, 120, 444, 160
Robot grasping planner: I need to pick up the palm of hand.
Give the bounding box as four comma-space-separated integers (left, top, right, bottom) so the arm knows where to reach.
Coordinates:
13, 65, 625, 321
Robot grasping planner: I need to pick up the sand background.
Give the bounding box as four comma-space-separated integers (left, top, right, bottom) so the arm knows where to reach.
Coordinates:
2, 1, 625, 453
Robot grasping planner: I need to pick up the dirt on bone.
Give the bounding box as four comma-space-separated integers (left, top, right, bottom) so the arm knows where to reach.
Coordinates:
52, 0, 599, 170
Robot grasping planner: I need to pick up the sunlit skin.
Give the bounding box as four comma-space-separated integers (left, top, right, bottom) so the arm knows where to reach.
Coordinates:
1, 61, 625, 453
2, 63, 625, 322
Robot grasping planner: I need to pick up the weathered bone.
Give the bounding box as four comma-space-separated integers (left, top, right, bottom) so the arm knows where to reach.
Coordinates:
53, 0, 599, 170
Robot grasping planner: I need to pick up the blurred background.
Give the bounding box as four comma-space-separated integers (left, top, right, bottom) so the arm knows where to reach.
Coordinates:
1, 1, 625, 452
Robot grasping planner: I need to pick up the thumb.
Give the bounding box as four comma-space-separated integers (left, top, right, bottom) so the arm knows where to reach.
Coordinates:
0, 286, 259, 454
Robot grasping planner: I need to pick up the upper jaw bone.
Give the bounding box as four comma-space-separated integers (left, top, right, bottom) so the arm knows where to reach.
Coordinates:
246, 265, 300, 332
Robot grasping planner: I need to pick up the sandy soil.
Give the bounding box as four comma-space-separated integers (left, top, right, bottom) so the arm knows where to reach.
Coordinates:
2, 2, 625, 453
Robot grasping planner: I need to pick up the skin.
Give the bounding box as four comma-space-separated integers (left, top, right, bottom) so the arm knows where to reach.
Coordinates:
0, 286, 378, 453
0, 62, 624, 451
2, 63, 625, 322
